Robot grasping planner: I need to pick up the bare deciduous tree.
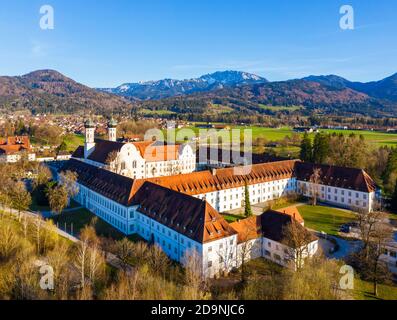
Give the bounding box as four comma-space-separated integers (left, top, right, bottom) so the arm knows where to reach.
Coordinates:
282, 219, 316, 270
183, 249, 208, 300
351, 208, 394, 297
58, 170, 79, 200
113, 238, 135, 271
309, 168, 322, 206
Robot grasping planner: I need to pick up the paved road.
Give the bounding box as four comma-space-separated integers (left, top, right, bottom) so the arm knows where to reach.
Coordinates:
40, 206, 84, 218
317, 233, 362, 260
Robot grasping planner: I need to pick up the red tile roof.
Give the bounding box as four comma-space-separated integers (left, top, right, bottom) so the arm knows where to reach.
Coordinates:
0, 136, 31, 155
74, 139, 181, 163
276, 207, 304, 224
132, 182, 237, 244
230, 210, 316, 245
140, 160, 297, 195
229, 216, 262, 243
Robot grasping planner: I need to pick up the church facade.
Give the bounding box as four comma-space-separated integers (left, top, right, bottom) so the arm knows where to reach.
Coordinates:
72, 118, 196, 179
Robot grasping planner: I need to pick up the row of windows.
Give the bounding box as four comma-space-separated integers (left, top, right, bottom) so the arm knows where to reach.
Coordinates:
207, 252, 234, 268
91, 203, 126, 232
383, 248, 397, 258
207, 239, 235, 254
136, 213, 198, 248
299, 182, 367, 199
90, 192, 127, 218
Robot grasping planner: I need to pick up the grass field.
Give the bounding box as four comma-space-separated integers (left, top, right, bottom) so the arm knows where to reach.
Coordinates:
297, 204, 356, 236
258, 104, 303, 112
209, 103, 235, 114
30, 195, 80, 212
62, 133, 84, 152
50, 208, 141, 241
354, 278, 397, 300
165, 124, 397, 148
140, 109, 177, 116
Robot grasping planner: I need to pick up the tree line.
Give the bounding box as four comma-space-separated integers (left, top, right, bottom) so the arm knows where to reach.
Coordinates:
300, 131, 397, 208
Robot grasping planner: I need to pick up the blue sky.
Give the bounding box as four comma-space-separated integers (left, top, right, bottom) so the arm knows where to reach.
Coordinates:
0, 0, 396, 87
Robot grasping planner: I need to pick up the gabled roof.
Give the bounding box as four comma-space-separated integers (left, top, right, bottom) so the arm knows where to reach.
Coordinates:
71, 145, 84, 158
276, 206, 304, 224
0, 136, 31, 155
294, 162, 376, 193
142, 160, 297, 195
133, 141, 180, 162
131, 182, 237, 244
88, 139, 125, 164
229, 216, 262, 243
62, 159, 136, 206
259, 210, 317, 245
230, 210, 316, 245
72, 139, 182, 163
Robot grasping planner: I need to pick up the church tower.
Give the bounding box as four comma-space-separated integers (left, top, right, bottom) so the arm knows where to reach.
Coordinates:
84, 118, 96, 159
108, 117, 117, 142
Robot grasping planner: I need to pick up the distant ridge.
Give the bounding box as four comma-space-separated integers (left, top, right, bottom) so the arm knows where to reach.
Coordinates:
0, 69, 132, 114
1, 69, 397, 117
98, 70, 268, 100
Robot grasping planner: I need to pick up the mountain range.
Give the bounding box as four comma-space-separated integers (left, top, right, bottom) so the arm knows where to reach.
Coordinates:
0, 70, 131, 114
98, 71, 267, 100
303, 73, 397, 102
1, 69, 397, 117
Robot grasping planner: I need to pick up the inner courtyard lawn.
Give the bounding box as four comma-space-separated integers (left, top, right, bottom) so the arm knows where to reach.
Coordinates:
354, 278, 397, 300
50, 208, 141, 241
296, 204, 356, 236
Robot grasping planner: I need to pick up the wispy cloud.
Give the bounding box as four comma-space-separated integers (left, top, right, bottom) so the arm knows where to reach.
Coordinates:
30, 40, 49, 58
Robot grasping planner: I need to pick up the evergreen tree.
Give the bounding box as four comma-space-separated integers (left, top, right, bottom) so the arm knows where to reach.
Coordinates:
391, 179, 397, 211
312, 133, 329, 164
300, 132, 313, 162
244, 183, 252, 218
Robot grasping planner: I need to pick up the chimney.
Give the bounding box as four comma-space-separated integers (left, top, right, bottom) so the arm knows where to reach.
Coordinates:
211, 167, 217, 176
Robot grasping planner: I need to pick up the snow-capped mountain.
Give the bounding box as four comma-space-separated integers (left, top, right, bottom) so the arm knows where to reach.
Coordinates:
98, 71, 267, 100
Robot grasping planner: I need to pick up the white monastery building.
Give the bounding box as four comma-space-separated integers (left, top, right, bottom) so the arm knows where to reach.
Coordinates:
72, 118, 196, 179
62, 119, 380, 276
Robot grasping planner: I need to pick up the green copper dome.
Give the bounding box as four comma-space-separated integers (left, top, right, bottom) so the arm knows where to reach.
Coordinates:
84, 118, 96, 128
108, 117, 118, 128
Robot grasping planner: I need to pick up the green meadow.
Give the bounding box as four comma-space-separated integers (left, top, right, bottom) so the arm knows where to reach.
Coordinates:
166, 125, 397, 148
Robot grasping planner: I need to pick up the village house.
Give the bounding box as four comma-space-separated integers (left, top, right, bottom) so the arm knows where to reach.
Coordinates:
0, 136, 36, 163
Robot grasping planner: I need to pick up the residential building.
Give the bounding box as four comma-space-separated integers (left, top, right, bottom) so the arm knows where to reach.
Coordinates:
0, 136, 36, 163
